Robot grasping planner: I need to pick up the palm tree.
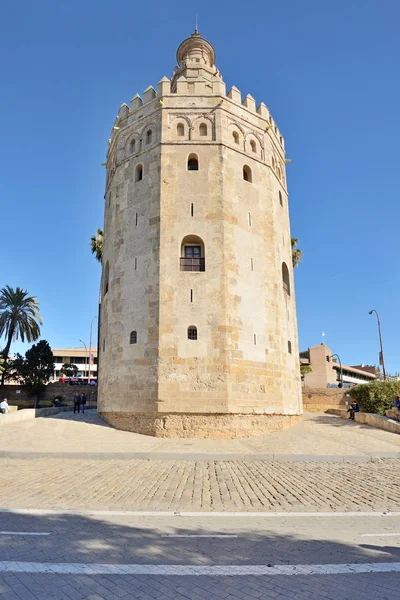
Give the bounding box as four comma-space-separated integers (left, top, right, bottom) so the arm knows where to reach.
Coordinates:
0, 286, 42, 386
291, 237, 303, 268
90, 228, 104, 263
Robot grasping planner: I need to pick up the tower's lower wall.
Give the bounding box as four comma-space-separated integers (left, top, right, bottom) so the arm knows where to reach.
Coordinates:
99, 411, 302, 438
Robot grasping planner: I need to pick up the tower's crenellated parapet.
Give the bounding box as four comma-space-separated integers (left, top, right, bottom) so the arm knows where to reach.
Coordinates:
99, 30, 301, 437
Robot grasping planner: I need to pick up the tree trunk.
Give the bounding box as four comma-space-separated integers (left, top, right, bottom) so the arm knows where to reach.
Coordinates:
0, 328, 14, 387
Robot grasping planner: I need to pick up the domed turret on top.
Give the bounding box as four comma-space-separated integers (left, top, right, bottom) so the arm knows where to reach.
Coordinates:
176, 29, 216, 68
171, 29, 222, 92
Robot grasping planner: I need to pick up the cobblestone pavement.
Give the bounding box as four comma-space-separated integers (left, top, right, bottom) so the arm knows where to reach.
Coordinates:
0, 512, 399, 599
1, 410, 399, 459
1, 457, 399, 512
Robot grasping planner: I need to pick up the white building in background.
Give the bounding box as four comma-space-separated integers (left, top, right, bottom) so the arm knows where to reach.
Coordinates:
50, 347, 98, 382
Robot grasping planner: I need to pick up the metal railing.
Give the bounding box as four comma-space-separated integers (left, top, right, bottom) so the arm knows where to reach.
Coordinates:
180, 258, 205, 272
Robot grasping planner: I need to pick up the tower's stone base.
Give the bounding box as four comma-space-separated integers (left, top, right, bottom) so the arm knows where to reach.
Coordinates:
99, 412, 302, 439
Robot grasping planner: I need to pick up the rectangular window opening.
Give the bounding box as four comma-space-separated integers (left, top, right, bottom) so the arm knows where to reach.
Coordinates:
254, 334, 257, 345
191, 203, 194, 217
288, 340, 292, 354
248, 212, 252, 226
134, 257, 137, 270
250, 258, 254, 271
135, 213, 138, 226
190, 289, 193, 303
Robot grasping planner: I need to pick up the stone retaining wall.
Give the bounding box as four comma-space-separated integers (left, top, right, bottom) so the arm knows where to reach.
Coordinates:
0, 383, 97, 408
302, 388, 349, 412
0, 406, 74, 426
326, 408, 400, 434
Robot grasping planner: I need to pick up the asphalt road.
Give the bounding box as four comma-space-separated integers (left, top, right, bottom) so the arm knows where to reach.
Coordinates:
0, 510, 399, 599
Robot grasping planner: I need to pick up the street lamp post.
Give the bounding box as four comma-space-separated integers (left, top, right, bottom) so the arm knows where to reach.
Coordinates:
88, 316, 98, 385
368, 309, 386, 381
79, 339, 88, 381
326, 353, 344, 388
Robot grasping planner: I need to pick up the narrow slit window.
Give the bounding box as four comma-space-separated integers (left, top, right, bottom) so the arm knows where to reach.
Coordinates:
188, 326, 197, 340
282, 262, 290, 295
135, 212, 138, 226
135, 164, 143, 182
191, 203, 194, 217
190, 289, 193, 303
130, 331, 137, 344
102, 339, 105, 352
254, 334, 257, 345
250, 258, 254, 271
146, 130, 152, 145
248, 212, 252, 226
288, 340, 292, 354
279, 191, 283, 206
134, 257, 137, 270
130, 139, 136, 153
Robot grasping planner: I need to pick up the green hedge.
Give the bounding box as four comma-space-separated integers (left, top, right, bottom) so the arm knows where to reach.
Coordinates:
350, 381, 400, 415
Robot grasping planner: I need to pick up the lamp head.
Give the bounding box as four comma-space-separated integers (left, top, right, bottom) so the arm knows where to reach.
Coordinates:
369, 310, 373, 315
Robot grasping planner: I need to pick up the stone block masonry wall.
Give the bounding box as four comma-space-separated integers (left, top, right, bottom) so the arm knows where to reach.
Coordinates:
302, 387, 349, 412
0, 383, 97, 408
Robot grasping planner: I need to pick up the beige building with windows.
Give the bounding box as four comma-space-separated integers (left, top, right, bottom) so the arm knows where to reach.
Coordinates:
98, 30, 302, 437
50, 348, 98, 382
300, 344, 376, 388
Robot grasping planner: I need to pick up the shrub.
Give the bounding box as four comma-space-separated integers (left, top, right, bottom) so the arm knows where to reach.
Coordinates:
350, 381, 400, 415
52, 395, 65, 406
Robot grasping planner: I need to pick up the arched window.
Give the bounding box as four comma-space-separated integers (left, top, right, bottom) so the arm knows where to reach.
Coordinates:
187, 154, 199, 171
243, 165, 252, 183
279, 191, 283, 206
177, 123, 185, 136
135, 164, 143, 182
180, 235, 205, 272
199, 123, 207, 137
146, 130, 152, 145
188, 326, 198, 340
233, 131, 239, 144
130, 331, 137, 344
250, 140, 256, 153
130, 139, 136, 153
104, 261, 109, 296
282, 262, 290, 296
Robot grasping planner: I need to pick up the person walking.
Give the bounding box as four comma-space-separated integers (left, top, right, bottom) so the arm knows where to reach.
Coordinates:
347, 399, 360, 421
81, 392, 87, 414
73, 392, 81, 414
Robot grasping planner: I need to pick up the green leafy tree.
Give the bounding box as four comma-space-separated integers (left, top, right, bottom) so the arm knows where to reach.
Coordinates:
90, 228, 104, 263
291, 238, 303, 268
10, 340, 55, 405
61, 362, 78, 378
0, 286, 42, 386
300, 364, 312, 380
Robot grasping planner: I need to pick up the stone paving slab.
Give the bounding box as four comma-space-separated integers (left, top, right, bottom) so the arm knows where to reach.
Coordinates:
1, 457, 399, 512
0, 411, 399, 460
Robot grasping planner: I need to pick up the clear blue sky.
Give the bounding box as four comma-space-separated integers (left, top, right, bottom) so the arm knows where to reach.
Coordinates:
1, 0, 399, 373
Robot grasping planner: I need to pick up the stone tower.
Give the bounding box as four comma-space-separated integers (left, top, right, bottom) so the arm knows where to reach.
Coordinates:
99, 30, 302, 438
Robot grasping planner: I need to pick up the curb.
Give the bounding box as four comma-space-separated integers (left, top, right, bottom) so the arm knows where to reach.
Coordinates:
0, 451, 399, 462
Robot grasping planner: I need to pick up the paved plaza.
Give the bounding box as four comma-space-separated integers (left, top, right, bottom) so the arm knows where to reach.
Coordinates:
1, 410, 399, 460
0, 410, 399, 598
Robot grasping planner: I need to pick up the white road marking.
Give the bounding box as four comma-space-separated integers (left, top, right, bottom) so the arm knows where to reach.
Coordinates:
0, 532, 50, 536
0, 561, 399, 576
160, 534, 238, 538
1, 508, 400, 518
362, 533, 400, 537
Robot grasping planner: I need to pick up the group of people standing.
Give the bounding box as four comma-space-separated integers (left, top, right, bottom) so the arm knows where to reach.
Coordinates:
73, 392, 87, 414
